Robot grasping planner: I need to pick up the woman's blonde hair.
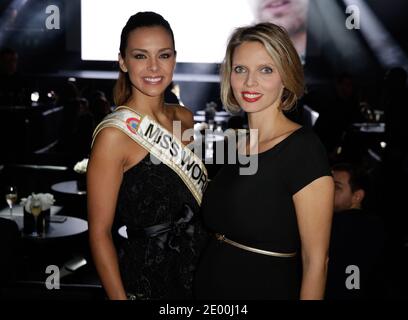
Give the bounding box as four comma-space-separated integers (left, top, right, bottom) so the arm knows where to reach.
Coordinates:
220, 22, 304, 113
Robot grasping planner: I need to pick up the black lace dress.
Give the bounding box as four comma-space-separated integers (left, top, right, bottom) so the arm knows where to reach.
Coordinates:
116, 154, 206, 299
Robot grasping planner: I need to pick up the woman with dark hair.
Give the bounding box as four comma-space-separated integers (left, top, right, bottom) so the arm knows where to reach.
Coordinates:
194, 22, 334, 300
87, 12, 208, 300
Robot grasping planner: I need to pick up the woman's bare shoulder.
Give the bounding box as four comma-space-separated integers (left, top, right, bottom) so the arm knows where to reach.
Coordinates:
90, 126, 148, 174
93, 126, 129, 146
92, 127, 144, 157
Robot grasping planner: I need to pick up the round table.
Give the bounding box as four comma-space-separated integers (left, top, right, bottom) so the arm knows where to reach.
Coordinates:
50, 180, 87, 219
51, 180, 86, 195
0, 204, 62, 217
29, 216, 88, 239
3, 215, 88, 239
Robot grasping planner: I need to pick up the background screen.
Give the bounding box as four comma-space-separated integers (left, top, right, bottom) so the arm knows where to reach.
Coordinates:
81, 0, 255, 63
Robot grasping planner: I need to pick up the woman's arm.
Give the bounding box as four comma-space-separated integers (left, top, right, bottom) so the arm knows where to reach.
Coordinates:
87, 128, 128, 300
293, 175, 334, 300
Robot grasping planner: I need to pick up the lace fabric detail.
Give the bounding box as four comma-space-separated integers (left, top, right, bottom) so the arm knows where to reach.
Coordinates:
117, 155, 207, 299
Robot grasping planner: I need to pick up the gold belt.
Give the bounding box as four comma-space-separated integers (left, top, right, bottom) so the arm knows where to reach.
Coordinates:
215, 233, 297, 258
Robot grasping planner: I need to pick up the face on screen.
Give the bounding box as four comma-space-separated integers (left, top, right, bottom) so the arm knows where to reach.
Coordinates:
119, 26, 176, 98
251, 0, 309, 35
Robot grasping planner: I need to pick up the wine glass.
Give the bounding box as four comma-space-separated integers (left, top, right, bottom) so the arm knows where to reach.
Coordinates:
30, 197, 42, 236
5, 186, 18, 218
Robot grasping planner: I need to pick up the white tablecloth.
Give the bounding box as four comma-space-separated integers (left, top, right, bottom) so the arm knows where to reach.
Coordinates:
0, 204, 62, 217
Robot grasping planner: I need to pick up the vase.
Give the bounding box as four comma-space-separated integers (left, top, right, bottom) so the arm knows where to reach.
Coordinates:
23, 208, 35, 234
23, 208, 50, 235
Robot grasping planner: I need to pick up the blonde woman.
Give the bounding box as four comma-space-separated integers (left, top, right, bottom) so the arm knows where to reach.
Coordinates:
194, 23, 334, 300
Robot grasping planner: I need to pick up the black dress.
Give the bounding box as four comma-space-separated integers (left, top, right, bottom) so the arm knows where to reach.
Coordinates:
325, 209, 386, 299
116, 154, 206, 299
194, 127, 331, 300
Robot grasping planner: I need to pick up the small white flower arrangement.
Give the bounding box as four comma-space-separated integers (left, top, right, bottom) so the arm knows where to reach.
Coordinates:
74, 158, 89, 174
20, 193, 55, 213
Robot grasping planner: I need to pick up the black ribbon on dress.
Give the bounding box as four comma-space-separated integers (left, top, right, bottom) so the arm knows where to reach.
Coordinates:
126, 204, 195, 252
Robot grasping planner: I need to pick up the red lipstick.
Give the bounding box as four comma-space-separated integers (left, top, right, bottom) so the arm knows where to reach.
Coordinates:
241, 91, 263, 103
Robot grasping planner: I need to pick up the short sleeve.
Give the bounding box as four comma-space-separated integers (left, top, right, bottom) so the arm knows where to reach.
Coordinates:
283, 129, 331, 195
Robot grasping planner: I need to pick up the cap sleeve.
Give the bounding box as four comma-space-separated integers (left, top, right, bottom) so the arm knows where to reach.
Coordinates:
283, 129, 332, 195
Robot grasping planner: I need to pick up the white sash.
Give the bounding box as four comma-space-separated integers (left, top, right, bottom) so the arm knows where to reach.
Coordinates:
92, 106, 208, 205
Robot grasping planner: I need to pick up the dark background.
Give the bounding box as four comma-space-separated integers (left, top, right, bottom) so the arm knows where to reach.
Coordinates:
0, 0, 407, 108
